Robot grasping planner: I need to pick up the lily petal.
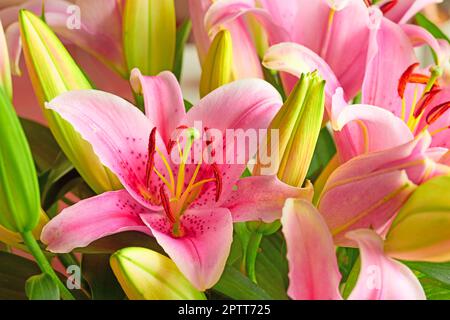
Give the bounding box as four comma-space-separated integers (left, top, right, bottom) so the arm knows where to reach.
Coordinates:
347, 229, 426, 300
205, 0, 288, 45
41, 190, 150, 253
223, 176, 314, 223
186, 79, 282, 132
50, 0, 126, 76
332, 88, 414, 162
318, 136, 436, 245
188, 0, 211, 63
258, 0, 300, 34
130, 69, 186, 146
46, 90, 167, 210
185, 79, 283, 192
140, 207, 233, 291
383, 0, 442, 24
401, 24, 450, 67
362, 13, 417, 115
281, 199, 342, 300
289, 0, 370, 99
263, 42, 341, 108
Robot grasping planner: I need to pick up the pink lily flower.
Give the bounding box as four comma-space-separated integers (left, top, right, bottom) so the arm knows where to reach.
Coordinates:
317, 132, 450, 246
204, 0, 372, 99
40, 70, 310, 290
261, 6, 449, 163
281, 198, 426, 300
333, 6, 450, 162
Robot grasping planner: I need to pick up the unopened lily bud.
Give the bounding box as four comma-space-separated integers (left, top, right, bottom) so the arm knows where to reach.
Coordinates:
0, 88, 40, 233
254, 72, 325, 188
19, 10, 121, 194
200, 29, 233, 98
123, 0, 176, 76
110, 247, 206, 300
0, 20, 12, 100
385, 175, 450, 263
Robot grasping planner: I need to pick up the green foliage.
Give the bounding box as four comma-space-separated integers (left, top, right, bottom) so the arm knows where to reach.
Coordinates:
25, 273, 60, 300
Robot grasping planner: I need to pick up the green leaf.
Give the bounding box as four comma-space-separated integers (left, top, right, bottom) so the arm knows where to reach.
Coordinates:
0, 251, 40, 300
82, 254, 125, 300
418, 275, 450, 300
19, 118, 61, 173
255, 232, 289, 300
213, 265, 272, 300
415, 13, 450, 44
25, 273, 60, 300
306, 127, 336, 182
342, 257, 361, 299
184, 99, 193, 112
337, 247, 360, 284
403, 261, 450, 286
173, 19, 192, 80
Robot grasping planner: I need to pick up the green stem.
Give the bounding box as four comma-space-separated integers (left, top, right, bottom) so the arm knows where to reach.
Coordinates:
21, 231, 75, 300
245, 232, 263, 283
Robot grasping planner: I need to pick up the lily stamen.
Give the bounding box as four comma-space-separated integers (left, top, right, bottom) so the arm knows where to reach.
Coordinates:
413, 89, 442, 119
212, 163, 223, 202
426, 101, 450, 125
145, 127, 157, 188
379, 0, 398, 14
160, 185, 176, 224
430, 126, 450, 137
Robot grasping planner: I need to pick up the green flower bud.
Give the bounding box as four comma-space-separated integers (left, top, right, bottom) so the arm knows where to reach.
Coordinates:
19, 10, 121, 194
123, 0, 176, 76
0, 20, 12, 100
254, 72, 325, 187
110, 247, 206, 300
200, 29, 233, 98
385, 175, 450, 262
0, 88, 40, 233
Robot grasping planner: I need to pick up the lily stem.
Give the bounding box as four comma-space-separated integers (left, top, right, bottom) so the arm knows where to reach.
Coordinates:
21, 231, 75, 300
245, 232, 263, 283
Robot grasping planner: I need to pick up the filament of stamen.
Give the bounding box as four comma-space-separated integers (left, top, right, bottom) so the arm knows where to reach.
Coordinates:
430, 126, 450, 137
155, 147, 175, 192
401, 97, 406, 121
153, 167, 173, 194
160, 185, 176, 223
176, 128, 199, 198
406, 85, 419, 131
